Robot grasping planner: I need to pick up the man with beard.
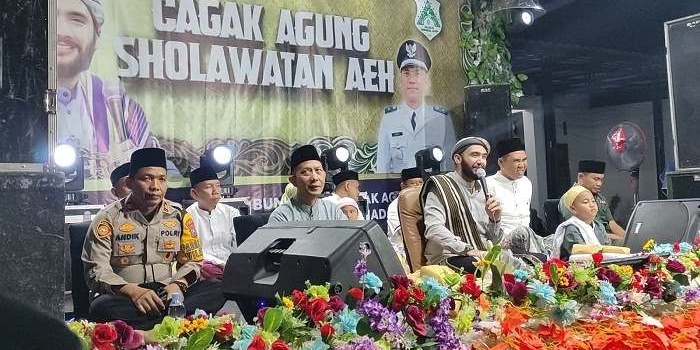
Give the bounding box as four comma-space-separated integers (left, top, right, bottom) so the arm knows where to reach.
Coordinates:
421, 137, 504, 271
82, 148, 225, 330
376, 39, 456, 173
57, 0, 151, 176
268, 145, 347, 222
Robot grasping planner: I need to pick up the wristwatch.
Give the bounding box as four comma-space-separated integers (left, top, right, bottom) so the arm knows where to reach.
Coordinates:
172, 280, 188, 293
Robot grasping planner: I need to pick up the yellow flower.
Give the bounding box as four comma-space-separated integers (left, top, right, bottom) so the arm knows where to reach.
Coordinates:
642, 239, 655, 252
190, 317, 208, 332
474, 258, 491, 270
282, 296, 294, 309
178, 319, 191, 335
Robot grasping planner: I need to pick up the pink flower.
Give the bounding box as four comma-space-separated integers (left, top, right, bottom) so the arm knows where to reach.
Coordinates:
328, 295, 346, 313
111, 320, 143, 350
405, 305, 427, 337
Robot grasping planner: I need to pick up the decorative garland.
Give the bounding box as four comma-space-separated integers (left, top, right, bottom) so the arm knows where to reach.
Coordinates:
68, 238, 700, 349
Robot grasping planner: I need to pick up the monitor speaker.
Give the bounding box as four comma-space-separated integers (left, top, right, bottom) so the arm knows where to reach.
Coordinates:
222, 220, 404, 321
666, 170, 700, 199
463, 84, 516, 174
666, 14, 700, 169
623, 199, 700, 253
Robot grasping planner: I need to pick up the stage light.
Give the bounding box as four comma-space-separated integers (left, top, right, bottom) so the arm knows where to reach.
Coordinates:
492, 0, 544, 13
415, 146, 443, 178
212, 145, 233, 166
200, 145, 236, 196
54, 144, 77, 169
53, 144, 85, 198
321, 145, 351, 171
520, 10, 533, 25
492, 0, 544, 30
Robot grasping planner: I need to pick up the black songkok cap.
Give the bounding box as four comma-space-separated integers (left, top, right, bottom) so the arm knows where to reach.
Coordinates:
290, 145, 321, 172
397, 39, 432, 71
129, 148, 167, 177
496, 138, 526, 158
332, 170, 359, 185
110, 162, 130, 187
190, 166, 219, 187
578, 160, 606, 174
401, 167, 422, 181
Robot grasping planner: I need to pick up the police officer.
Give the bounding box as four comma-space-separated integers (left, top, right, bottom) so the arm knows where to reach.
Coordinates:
558, 160, 626, 243
82, 148, 225, 330
376, 39, 456, 173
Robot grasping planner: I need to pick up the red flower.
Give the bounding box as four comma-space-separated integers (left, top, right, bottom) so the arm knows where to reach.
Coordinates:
460, 273, 482, 299
305, 298, 329, 323
648, 254, 662, 264
248, 334, 266, 350
390, 275, 412, 289
291, 289, 308, 309
666, 259, 686, 273
410, 287, 425, 304
92, 324, 118, 350
592, 252, 604, 266
347, 287, 364, 301
504, 280, 528, 305
328, 295, 346, 313
391, 286, 410, 311
597, 267, 622, 288
271, 339, 291, 350
543, 259, 567, 281
405, 305, 427, 337
320, 323, 335, 339
645, 276, 663, 299
215, 321, 234, 341
673, 241, 681, 253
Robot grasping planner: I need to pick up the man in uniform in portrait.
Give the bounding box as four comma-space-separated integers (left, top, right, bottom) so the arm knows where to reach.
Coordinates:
376, 39, 456, 173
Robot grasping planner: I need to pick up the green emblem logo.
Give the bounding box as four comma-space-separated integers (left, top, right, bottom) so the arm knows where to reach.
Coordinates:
414, 0, 443, 40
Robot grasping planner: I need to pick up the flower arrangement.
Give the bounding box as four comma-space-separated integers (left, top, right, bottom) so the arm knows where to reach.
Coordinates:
69, 239, 700, 349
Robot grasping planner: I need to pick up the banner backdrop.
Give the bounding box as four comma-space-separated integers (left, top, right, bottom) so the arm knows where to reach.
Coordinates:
56, 0, 465, 220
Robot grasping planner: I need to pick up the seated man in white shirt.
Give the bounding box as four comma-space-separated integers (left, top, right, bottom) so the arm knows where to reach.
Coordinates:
486, 138, 545, 254
386, 167, 424, 258
323, 170, 365, 219
186, 166, 240, 279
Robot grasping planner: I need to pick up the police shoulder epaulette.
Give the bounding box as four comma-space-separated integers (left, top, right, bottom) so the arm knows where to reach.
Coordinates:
384, 106, 398, 114
433, 105, 449, 115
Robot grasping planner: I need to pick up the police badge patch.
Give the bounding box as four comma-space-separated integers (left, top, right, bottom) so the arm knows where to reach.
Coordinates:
96, 220, 112, 239
162, 219, 178, 229
119, 222, 135, 233
414, 0, 442, 40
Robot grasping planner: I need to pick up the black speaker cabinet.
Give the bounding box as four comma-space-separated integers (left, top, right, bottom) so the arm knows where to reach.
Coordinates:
463, 84, 518, 174
667, 170, 700, 199
222, 220, 404, 318
623, 199, 700, 253
666, 13, 700, 169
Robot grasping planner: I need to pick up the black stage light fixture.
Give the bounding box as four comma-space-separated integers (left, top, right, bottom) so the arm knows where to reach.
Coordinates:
200, 145, 236, 196
54, 144, 85, 202
415, 146, 443, 179
321, 145, 351, 194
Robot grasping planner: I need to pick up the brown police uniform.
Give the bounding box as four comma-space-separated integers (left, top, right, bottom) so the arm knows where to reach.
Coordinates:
82, 196, 225, 329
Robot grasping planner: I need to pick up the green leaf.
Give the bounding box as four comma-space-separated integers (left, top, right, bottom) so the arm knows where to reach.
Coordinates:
673, 273, 690, 286
263, 307, 284, 332
549, 264, 560, 288
185, 328, 215, 350
517, 74, 528, 81
489, 264, 503, 294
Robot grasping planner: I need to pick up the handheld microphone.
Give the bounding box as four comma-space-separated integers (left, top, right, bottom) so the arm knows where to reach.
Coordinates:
475, 168, 491, 199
